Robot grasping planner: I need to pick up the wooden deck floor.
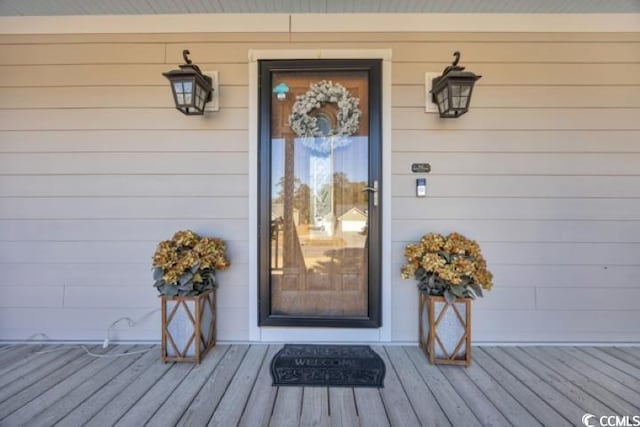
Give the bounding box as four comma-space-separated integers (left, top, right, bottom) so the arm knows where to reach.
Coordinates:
0, 344, 638, 426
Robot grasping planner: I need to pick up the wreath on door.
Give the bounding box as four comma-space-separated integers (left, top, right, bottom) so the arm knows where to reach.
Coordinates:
288, 80, 361, 154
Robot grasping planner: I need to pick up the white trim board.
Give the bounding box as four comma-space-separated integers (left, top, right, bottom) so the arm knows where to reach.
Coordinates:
1, 13, 638, 34
248, 48, 393, 343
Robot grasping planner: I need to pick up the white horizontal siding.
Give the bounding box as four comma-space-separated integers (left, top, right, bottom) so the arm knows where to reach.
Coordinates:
0, 108, 248, 130
0, 306, 247, 341
395, 85, 640, 108
392, 219, 640, 243
392, 242, 640, 266
0, 197, 248, 219
0, 86, 248, 109
0, 43, 166, 65
0, 262, 249, 288
393, 152, 640, 175
392, 198, 640, 220
0, 175, 249, 197
391, 130, 640, 152
0, 241, 250, 264
0, 63, 248, 86
0, 130, 249, 152
0, 219, 249, 240
391, 175, 640, 198
0, 152, 248, 174
0, 29, 638, 343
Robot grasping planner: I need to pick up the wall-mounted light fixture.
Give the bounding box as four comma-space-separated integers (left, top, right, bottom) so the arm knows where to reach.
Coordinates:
163, 49, 218, 115
427, 51, 481, 118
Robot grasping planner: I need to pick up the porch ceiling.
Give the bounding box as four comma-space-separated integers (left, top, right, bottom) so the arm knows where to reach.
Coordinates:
1, 0, 638, 16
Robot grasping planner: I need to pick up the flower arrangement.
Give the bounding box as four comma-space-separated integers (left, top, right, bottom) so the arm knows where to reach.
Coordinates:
401, 232, 493, 303
152, 230, 230, 297
288, 80, 361, 154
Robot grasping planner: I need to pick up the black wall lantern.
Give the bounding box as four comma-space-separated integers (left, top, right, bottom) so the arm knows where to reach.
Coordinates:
430, 51, 481, 118
163, 50, 213, 115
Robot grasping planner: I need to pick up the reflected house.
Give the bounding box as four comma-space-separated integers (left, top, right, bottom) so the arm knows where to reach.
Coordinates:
337, 207, 367, 233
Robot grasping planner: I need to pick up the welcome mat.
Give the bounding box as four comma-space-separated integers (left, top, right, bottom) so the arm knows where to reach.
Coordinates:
271, 344, 385, 388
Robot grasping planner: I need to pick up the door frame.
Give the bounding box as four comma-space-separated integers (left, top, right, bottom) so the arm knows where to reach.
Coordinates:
258, 59, 382, 328
248, 49, 392, 342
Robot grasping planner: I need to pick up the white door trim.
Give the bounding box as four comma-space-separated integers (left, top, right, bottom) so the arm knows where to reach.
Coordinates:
248, 49, 392, 342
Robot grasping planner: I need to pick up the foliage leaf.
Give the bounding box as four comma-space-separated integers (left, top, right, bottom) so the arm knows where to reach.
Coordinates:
450, 285, 464, 298
444, 289, 456, 304
470, 283, 483, 298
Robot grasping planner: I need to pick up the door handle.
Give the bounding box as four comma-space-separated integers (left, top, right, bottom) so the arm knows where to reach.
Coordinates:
363, 180, 379, 207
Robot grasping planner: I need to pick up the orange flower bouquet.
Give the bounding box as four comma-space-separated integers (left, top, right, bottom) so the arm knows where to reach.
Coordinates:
401, 232, 493, 303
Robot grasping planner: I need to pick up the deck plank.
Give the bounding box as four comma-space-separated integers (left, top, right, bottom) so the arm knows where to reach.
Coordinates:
329, 388, 358, 427
619, 346, 640, 359
522, 346, 639, 415
385, 346, 451, 426
0, 346, 81, 402
370, 346, 421, 427
238, 345, 281, 427
176, 344, 250, 426
301, 387, 330, 427
437, 364, 512, 426
1, 345, 118, 426
580, 347, 640, 382
27, 345, 151, 427
353, 388, 390, 427
501, 347, 614, 415
462, 352, 542, 427
114, 359, 195, 426
404, 346, 479, 426
0, 345, 42, 371
145, 344, 230, 426
0, 346, 96, 421
473, 347, 568, 427
599, 346, 640, 369
208, 344, 269, 427
270, 386, 303, 427
85, 349, 174, 427
559, 347, 640, 391
539, 347, 640, 411
0, 345, 68, 388
56, 346, 161, 427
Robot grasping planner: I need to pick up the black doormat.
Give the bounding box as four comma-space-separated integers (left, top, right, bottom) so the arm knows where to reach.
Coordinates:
271, 344, 385, 388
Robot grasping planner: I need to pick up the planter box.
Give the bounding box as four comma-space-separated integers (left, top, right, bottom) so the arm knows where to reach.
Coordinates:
419, 293, 471, 366
161, 289, 216, 363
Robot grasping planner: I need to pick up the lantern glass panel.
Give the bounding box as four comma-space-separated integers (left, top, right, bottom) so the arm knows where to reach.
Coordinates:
173, 81, 184, 105
451, 84, 463, 109
195, 85, 206, 110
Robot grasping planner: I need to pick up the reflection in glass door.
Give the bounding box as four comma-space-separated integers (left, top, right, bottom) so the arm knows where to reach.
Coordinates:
259, 60, 381, 327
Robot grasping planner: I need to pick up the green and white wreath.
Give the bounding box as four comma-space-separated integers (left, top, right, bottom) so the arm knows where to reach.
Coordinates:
288, 80, 361, 154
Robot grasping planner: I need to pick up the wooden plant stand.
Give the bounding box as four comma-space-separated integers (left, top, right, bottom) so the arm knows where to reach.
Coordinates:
419, 293, 471, 366
161, 289, 216, 363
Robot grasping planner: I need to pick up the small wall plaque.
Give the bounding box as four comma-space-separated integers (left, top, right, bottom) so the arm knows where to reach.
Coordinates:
412, 163, 431, 173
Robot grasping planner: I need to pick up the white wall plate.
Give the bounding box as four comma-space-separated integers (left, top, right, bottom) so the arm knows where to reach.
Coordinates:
424, 72, 440, 113
204, 71, 219, 112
